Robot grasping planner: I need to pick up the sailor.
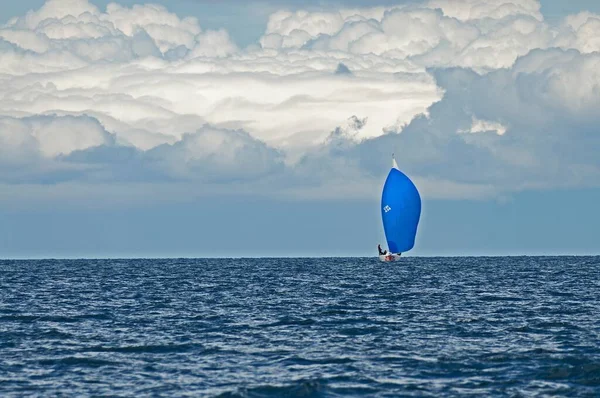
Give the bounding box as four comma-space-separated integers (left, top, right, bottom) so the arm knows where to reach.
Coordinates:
378, 244, 387, 256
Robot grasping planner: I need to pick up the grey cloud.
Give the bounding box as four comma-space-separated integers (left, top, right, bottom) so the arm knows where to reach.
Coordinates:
334, 62, 352, 75
297, 47, 600, 196
3, 118, 287, 184
144, 126, 285, 182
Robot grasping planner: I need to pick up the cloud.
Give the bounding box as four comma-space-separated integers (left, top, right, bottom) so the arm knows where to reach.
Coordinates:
0, 0, 599, 201
266, 1, 554, 71
459, 117, 507, 136
0, 115, 285, 185
144, 125, 285, 182
0, 114, 114, 159
186, 29, 239, 58
334, 62, 352, 75
325, 48, 600, 196
0, 0, 232, 66
425, 0, 543, 21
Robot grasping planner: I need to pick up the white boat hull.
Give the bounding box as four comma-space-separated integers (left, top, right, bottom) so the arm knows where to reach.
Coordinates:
379, 253, 402, 262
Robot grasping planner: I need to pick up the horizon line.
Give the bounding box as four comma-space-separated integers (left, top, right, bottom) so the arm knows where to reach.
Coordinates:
2, 254, 599, 261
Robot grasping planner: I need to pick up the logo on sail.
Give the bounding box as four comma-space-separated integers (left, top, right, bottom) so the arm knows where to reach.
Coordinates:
383, 205, 391, 213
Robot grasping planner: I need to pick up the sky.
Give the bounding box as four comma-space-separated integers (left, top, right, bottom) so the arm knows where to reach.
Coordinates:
1, 0, 599, 258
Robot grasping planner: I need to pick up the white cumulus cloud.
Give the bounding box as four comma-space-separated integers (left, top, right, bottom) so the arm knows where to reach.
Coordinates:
0, 0, 599, 201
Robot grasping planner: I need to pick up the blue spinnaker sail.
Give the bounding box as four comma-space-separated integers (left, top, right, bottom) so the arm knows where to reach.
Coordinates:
381, 159, 421, 253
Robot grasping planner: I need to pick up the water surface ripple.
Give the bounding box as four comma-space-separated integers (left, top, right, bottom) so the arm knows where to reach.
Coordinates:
1, 257, 599, 396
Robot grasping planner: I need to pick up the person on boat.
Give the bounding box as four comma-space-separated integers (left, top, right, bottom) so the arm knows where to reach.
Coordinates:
378, 244, 387, 256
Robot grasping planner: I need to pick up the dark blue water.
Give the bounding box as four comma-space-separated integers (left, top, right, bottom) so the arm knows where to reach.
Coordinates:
1, 257, 599, 397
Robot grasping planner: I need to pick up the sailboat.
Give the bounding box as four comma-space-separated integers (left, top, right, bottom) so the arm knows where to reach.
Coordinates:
379, 155, 421, 262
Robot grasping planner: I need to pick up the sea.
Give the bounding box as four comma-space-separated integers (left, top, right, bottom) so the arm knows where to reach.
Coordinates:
1, 257, 599, 397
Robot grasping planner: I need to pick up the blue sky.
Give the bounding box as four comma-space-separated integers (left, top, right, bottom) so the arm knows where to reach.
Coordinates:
3, 189, 600, 258
1, 0, 600, 258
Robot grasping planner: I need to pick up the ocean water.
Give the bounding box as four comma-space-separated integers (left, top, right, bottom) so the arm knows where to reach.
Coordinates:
1, 257, 599, 397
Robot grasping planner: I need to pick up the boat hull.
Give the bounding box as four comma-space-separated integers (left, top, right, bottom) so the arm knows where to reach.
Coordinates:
379, 253, 402, 262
